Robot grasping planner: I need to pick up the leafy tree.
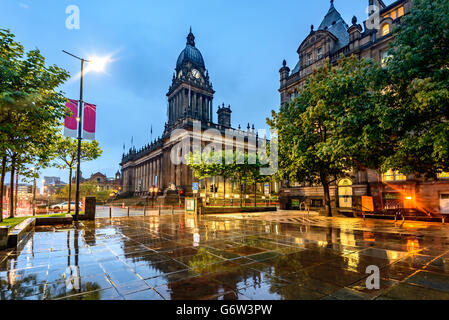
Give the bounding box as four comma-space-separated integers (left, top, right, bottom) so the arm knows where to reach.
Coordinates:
0, 29, 69, 218
187, 150, 272, 207
52, 135, 102, 212
55, 182, 98, 201
268, 56, 384, 216
187, 150, 234, 202
376, 0, 449, 177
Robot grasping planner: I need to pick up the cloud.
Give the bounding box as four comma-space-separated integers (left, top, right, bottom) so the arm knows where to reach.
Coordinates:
19, 3, 29, 9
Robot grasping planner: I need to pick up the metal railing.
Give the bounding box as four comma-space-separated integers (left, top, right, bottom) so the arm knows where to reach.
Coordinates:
95, 205, 184, 219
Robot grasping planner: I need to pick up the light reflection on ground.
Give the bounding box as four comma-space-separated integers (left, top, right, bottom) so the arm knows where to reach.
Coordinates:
1, 212, 449, 300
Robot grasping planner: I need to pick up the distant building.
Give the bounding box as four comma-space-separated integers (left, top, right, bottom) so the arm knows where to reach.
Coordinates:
278, 0, 449, 216
120, 29, 278, 203
86, 172, 121, 192
42, 176, 66, 196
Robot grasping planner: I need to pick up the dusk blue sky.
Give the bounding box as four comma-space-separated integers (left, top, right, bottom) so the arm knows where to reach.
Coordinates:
1, 0, 394, 190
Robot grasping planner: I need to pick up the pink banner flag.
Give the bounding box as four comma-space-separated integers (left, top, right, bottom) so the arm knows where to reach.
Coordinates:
64, 99, 78, 138
83, 103, 96, 140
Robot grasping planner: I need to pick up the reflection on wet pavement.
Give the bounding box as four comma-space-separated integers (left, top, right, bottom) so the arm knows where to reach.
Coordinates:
1, 213, 449, 300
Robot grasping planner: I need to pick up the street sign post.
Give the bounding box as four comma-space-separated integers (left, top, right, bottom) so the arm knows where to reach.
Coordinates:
192, 182, 199, 194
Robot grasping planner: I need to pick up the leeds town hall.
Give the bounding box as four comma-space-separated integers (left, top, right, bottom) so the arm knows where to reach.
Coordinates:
120, 29, 276, 203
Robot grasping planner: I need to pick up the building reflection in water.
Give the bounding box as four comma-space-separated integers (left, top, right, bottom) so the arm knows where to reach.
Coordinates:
1, 213, 445, 300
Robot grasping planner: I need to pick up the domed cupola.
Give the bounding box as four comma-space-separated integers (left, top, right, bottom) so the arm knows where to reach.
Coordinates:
176, 28, 205, 71
167, 28, 215, 129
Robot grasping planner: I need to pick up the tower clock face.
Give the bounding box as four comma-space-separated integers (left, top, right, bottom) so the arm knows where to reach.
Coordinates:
191, 69, 201, 79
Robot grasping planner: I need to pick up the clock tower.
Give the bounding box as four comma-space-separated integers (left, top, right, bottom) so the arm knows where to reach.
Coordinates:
166, 28, 215, 127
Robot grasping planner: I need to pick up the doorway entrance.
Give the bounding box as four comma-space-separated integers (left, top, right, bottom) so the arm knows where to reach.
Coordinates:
338, 178, 353, 208
383, 192, 403, 210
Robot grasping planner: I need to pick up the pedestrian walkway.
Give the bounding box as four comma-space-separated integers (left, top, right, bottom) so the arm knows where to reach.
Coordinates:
1, 212, 449, 300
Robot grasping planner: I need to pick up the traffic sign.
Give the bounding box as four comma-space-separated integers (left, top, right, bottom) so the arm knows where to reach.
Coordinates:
192, 182, 199, 194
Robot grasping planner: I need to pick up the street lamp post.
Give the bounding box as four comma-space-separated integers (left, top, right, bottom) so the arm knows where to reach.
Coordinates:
63, 51, 109, 221
63, 50, 90, 222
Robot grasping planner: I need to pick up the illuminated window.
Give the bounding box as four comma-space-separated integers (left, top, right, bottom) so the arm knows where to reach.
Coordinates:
382, 169, 407, 182
438, 172, 449, 179
381, 24, 390, 36
384, 6, 404, 20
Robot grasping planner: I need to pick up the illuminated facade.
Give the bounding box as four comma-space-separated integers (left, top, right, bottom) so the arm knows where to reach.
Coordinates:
279, 0, 449, 216
120, 30, 278, 204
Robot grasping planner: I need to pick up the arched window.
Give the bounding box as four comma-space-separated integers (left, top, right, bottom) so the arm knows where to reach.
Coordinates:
382, 169, 406, 182
381, 24, 390, 36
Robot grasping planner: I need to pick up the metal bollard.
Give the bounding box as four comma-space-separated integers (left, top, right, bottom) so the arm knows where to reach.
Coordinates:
172, 205, 174, 215
127, 207, 130, 217
158, 205, 161, 216
109, 207, 112, 219
143, 206, 146, 217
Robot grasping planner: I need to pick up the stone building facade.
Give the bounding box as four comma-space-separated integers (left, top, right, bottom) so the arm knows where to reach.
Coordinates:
120, 30, 278, 203
278, 0, 449, 216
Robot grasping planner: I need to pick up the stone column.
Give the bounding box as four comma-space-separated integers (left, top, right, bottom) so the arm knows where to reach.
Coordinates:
198, 95, 203, 121
205, 98, 209, 122
180, 90, 184, 117
138, 165, 141, 192
176, 94, 180, 120
173, 96, 176, 121
142, 163, 145, 191
193, 92, 197, 118
145, 162, 149, 191
150, 159, 154, 187
210, 98, 213, 122
157, 157, 161, 188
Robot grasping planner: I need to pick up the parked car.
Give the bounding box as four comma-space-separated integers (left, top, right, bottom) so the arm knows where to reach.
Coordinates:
50, 201, 83, 212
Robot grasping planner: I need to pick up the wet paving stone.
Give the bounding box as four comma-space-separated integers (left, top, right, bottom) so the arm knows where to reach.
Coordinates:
144, 269, 200, 288
60, 287, 123, 300
2, 213, 449, 299
225, 245, 267, 257
124, 288, 164, 300
378, 282, 449, 300
347, 278, 398, 298
154, 276, 232, 300
425, 254, 449, 274
327, 287, 372, 300
379, 264, 418, 281
394, 254, 435, 269
405, 270, 449, 293
305, 264, 368, 287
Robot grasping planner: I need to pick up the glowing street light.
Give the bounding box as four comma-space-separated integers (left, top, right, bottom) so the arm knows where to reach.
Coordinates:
88, 55, 112, 73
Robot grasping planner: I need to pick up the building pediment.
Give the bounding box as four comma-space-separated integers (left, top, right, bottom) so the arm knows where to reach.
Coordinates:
297, 30, 337, 54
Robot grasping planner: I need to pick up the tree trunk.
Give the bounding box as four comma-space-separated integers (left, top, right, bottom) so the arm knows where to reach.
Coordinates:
223, 176, 226, 206
243, 183, 246, 207
9, 154, 16, 218
254, 183, 257, 207
14, 169, 19, 216
205, 179, 208, 206
68, 168, 73, 213
0, 155, 6, 222
240, 181, 243, 208
320, 173, 333, 217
